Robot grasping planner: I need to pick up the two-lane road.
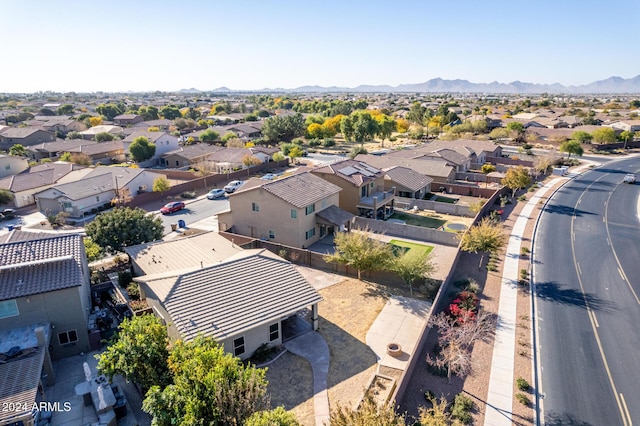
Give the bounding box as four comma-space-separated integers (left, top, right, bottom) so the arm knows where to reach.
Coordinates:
534, 158, 640, 425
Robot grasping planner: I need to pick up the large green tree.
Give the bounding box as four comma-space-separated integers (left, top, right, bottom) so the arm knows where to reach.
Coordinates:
57, 104, 75, 115
324, 230, 393, 280
390, 250, 435, 296
142, 336, 269, 426
329, 395, 406, 426
501, 166, 532, 197
160, 105, 182, 120
559, 140, 584, 159
570, 130, 593, 144
460, 218, 506, 269
591, 127, 617, 144
9, 144, 27, 157
340, 115, 355, 141
95, 132, 115, 142
200, 129, 220, 144
262, 113, 305, 142
244, 407, 300, 426
96, 103, 125, 121
152, 176, 171, 194
376, 115, 396, 147
85, 207, 164, 252
129, 136, 156, 162
96, 314, 171, 392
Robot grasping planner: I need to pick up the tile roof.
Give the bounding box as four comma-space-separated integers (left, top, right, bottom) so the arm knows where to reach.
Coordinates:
315, 204, 355, 226
125, 232, 243, 275
122, 131, 173, 143
76, 140, 124, 155
28, 138, 96, 153
383, 166, 433, 191
257, 172, 341, 208
43, 173, 114, 200
207, 147, 251, 163
162, 143, 225, 160
312, 159, 382, 186
83, 166, 144, 187
0, 232, 85, 301
0, 127, 51, 138
355, 154, 454, 178
137, 249, 322, 341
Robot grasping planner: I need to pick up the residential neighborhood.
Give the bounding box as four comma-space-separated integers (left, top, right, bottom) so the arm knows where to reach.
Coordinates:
1, 88, 640, 426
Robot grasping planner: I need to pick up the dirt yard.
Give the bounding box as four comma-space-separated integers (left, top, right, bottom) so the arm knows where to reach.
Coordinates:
265, 279, 391, 425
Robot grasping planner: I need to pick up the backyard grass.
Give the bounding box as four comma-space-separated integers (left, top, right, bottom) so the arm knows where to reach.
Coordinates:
434, 195, 457, 203
389, 239, 434, 257
390, 211, 446, 228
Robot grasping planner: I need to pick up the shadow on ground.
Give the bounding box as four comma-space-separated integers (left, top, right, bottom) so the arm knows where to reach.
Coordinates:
534, 281, 615, 313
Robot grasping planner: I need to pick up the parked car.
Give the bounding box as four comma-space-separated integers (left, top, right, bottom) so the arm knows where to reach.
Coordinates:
160, 201, 186, 215
261, 173, 277, 180
623, 173, 636, 184
206, 188, 226, 199
224, 180, 244, 193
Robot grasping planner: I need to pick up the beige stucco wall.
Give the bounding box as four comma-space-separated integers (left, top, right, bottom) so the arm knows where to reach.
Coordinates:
227, 187, 339, 248
0, 156, 28, 178
0, 286, 91, 359
221, 320, 282, 361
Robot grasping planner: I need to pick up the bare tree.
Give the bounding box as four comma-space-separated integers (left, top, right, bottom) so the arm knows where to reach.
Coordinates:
427, 310, 497, 383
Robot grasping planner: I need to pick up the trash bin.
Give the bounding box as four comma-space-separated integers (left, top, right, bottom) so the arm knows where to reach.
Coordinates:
170, 223, 177, 232
178, 219, 185, 228
7, 225, 13, 231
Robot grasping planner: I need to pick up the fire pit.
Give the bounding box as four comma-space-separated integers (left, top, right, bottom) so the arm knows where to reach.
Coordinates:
387, 343, 402, 357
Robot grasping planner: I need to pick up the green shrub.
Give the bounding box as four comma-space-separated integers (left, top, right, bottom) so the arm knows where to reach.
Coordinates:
323, 138, 336, 147
517, 194, 527, 201
308, 138, 321, 147
520, 268, 529, 280
292, 138, 304, 146
516, 377, 530, 391
181, 191, 196, 199
520, 246, 530, 255
424, 390, 435, 402
126, 282, 140, 300
487, 264, 498, 272
118, 271, 133, 287
451, 393, 474, 424
464, 279, 480, 294
515, 393, 530, 405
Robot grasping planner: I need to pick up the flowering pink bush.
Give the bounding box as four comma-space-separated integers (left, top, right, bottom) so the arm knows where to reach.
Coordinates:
447, 291, 479, 324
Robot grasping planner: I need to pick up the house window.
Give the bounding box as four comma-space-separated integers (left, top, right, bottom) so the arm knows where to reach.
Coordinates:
361, 186, 367, 197
268, 229, 275, 239
252, 202, 259, 212
58, 330, 78, 345
305, 204, 315, 215
233, 337, 245, 356
96, 196, 100, 202
269, 323, 279, 341
0, 300, 18, 319
290, 209, 297, 219
5, 164, 10, 170
321, 199, 327, 208
305, 227, 316, 239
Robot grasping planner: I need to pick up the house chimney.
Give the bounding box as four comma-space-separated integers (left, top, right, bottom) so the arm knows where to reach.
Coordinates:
35, 326, 46, 347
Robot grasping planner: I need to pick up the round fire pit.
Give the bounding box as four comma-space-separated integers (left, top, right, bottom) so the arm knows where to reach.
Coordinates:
387, 343, 402, 357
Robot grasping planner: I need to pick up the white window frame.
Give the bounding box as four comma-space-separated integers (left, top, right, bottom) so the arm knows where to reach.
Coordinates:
233, 336, 245, 356
58, 329, 78, 345
0, 300, 19, 319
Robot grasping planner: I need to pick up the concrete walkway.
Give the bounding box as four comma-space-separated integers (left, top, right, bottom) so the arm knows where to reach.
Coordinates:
484, 163, 597, 426
284, 331, 330, 426
366, 296, 431, 371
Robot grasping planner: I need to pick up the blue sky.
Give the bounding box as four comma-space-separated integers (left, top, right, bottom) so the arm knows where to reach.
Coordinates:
1, 0, 638, 92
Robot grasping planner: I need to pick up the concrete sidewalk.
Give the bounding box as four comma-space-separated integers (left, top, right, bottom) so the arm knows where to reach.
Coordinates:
484, 162, 597, 426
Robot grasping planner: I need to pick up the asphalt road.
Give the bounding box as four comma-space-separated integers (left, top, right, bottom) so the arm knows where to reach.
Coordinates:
534, 157, 640, 426
154, 197, 229, 235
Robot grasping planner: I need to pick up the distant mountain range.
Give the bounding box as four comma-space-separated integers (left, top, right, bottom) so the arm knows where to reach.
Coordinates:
183, 75, 640, 94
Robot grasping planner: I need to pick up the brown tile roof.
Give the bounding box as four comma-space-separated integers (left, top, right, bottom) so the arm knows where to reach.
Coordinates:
207, 147, 251, 163
312, 159, 382, 186
355, 154, 454, 178
43, 173, 114, 200
383, 166, 433, 191
162, 143, 224, 160
122, 131, 174, 143
76, 140, 124, 155
28, 138, 96, 153
0, 232, 85, 301
0, 127, 51, 139
260, 172, 341, 208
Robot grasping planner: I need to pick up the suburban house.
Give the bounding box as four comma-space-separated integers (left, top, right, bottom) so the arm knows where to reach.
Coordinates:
226, 122, 263, 141
78, 125, 123, 140
0, 163, 90, 208
122, 131, 180, 166
355, 154, 456, 184
311, 159, 396, 219
0, 230, 92, 360
609, 120, 640, 132
0, 127, 56, 148
217, 172, 351, 248
74, 140, 126, 164
0, 154, 29, 178
26, 138, 97, 161
132, 118, 174, 131
114, 114, 144, 126
161, 144, 225, 168
34, 167, 164, 217
382, 166, 433, 199
206, 147, 268, 172
126, 233, 322, 360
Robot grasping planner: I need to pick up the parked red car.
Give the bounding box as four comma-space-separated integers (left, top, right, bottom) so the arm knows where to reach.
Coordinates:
160, 201, 185, 215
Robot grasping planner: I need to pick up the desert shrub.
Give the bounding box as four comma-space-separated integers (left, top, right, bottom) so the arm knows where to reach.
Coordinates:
516, 377, 530, 391
308, 138, 321, 147
517, 194, 527, 201
181, 191, 196, 199
520, 269, 529, 280
515, 393, 530, 405
451, 393, 474, 424
521, 246, 530, 255
323, 138, 336, 147
126, 282, 140, 300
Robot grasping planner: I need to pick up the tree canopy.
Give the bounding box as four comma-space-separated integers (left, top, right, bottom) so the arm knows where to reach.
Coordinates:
142, 336, 269, 426
501, 166, 532, 197
152, 176, 171, 194
85, 207, 164, 252
559, 140, 584, 159
244, 407, 300, 426
329, 395, 406, 426
95, 132, 115, 142
0, 189, 15, 205
129, 136, 156, 162
200, 129, 220, 143
262, 113, 305, 142
160, 105, 182, 120
460, 218, 506, 269
9, 144, 27, 157
96, 314, 171, 392
324, 230, 393, 280
591, 127, 616, 144
389, 249, 435, 296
